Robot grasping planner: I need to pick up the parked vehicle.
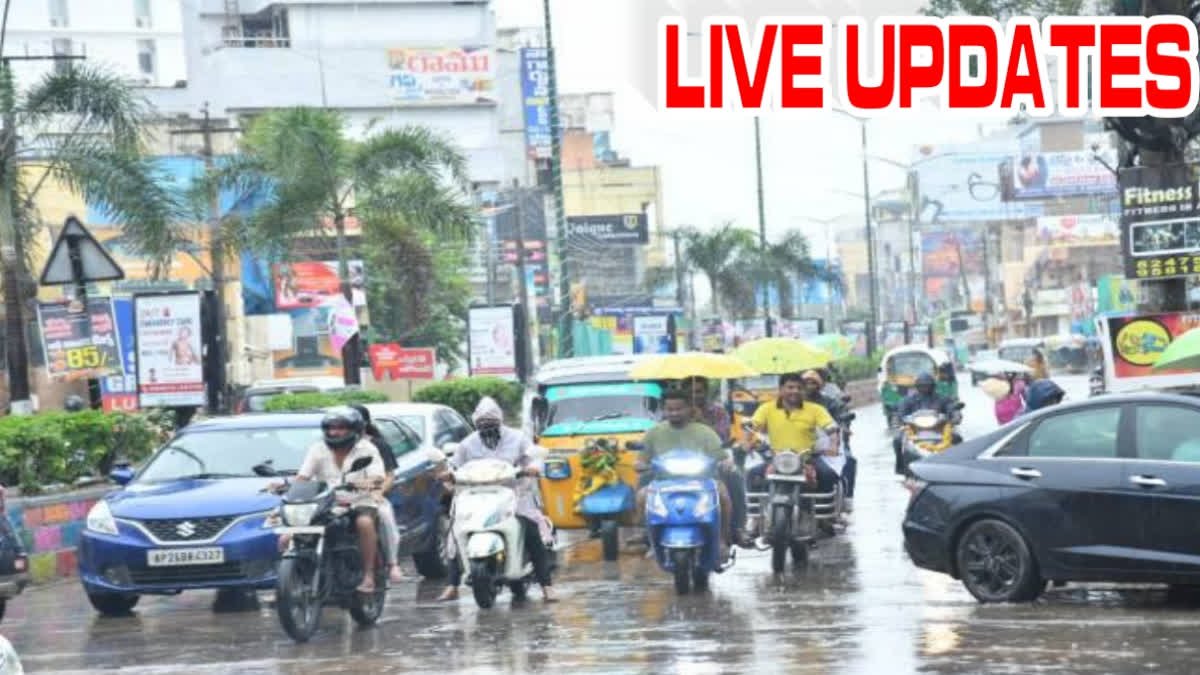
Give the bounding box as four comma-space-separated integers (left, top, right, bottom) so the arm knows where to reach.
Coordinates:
450, 456, 549, 609
645, 449, 734, 594
904, 393, 1200, 603
0, 485, 28, 623
237, 376, 350, 413
366, 402, 473, 455
966, 350, 997, 385
77, 411, 447, 617
265, 455, 388, 642
549, 437, 634, 561
742, 433, 840, 573
879, 346, 959, 428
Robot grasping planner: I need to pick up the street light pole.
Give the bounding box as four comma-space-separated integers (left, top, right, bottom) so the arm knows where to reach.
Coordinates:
857, 120, 879, 355
542, 0, 571, 357
754, 117, 771, 337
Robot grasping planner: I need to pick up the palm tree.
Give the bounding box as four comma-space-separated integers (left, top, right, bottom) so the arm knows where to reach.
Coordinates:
680, 222, 757, 317
754, 229, 823, 319
1, 64, 183, 407
219, 108, 475, 377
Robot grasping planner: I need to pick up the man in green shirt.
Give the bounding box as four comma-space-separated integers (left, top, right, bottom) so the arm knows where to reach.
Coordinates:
636, 389, 733, 557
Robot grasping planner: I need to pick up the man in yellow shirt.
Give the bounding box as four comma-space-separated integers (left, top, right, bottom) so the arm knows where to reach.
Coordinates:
745, 372, 841, 496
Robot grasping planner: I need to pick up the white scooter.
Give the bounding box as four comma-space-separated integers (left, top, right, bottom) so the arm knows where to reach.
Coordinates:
448, 446, 549, 609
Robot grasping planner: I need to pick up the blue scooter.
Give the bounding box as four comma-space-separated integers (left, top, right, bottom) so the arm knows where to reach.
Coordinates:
644, 449, 734, 594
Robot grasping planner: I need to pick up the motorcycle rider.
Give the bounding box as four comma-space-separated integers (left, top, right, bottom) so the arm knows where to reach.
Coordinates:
801, 370, 855, 513
684, 377, 749, 544
743, 372, 841, 499
635, 389, 735, 558
437, 397, 556, 603
287, 407, 387, 594
892, 373, 961, 475
348, 404, 405, 585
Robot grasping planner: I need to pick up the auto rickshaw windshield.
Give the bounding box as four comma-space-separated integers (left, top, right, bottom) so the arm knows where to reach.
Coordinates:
888, 353, 937, 378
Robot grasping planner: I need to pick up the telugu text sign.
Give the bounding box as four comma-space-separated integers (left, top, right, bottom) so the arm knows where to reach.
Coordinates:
387, 47, 494, 105
37, 298, 122, 381
134, 293, 205, 407
368, 344, 436, 381
520, 48, 552, 160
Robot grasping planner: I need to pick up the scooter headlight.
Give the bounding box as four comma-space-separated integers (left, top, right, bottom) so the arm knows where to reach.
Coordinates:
912, 414, 939, 428
772, 451, 802, 475
648, 491, 668, 518
282, 502, 319, 527
661, 456, 708, 477
692, 491, 713, 517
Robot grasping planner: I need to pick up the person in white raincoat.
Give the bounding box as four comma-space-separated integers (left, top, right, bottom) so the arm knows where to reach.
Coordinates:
437, 397, 558, 602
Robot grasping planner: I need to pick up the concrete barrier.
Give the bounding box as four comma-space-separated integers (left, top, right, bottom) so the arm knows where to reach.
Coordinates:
6, 487, 113, 585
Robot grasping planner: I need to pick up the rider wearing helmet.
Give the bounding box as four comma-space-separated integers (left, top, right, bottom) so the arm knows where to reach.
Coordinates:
290, 407, 387, 593
892, 373, 959, 474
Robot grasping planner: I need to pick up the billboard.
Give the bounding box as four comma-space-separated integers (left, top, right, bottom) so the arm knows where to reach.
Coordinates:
36, 297, 122, 381
273, 261, 366, 310
1119, 162, 1200, 280
1035, 214, 1119, 248
1008, 150, 1119, 200
567, 214, 649, 246
368, 344, 436, 381
1097, 275, 1139, 313
1099, 312, 1200, 393
913, 143, 1043, 224
467, 305, 518, 380
519, 48, 552, 160
134, 292, 205, 407
386, 47, 494, 104
922, 229, 983, 277
100, 298, 138, 411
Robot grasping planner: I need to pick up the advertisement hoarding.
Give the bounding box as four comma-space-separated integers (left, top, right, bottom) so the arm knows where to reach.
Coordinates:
36, 297, 122, 381
100, 298, 138, 411
632, 315, 672, 354
519, 48, 552, 160
913, 143, 1044, 224
1035, 214, 1120, 247
566, 214, 649, 246
273, 261, 366, 310
386, 47, 494, 104
1009, 150, 1119, 200
368, 344, 436, 381
134, 293, 205, 407
1099, 311, 1200, 392
467, 305, 517, 380
1118, 162, 1200, 280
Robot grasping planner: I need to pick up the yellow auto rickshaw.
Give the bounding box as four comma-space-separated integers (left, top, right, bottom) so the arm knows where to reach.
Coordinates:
528, 356, 661, 540
879, 345, 959, 429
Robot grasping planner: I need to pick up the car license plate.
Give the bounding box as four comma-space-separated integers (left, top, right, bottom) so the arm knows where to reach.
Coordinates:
147, 547, 225, 567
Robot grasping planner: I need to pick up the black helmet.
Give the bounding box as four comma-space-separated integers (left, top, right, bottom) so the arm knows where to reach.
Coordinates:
916, 373, 936, 393
64, 395, 86, 412
321, 407, 363, 451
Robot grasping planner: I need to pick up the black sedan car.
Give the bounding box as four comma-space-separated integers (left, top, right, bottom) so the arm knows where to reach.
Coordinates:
903, 392, 1200, 603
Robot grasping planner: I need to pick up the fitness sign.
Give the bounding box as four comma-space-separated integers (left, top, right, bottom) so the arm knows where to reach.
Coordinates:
1118, 161, 1200, 280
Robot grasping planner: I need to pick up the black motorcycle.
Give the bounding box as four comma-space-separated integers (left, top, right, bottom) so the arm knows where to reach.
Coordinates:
259, 456, 387, 643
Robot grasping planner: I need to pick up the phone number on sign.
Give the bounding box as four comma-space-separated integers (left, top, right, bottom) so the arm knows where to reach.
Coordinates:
1132, 256, 1200, 279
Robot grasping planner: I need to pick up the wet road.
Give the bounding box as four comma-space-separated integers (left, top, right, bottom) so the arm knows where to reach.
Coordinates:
10, 375, 1200, 673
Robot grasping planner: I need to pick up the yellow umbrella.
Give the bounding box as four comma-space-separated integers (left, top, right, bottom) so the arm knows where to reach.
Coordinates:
732, 337, 833, 374
629, 352, 761, 381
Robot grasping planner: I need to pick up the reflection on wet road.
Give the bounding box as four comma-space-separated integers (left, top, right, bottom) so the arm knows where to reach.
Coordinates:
9, 375, 1200, 673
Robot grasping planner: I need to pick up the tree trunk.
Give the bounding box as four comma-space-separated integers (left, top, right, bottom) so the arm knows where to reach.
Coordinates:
706, 272, 721, 317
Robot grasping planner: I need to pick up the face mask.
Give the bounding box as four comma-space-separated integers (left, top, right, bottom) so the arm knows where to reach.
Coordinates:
479, 423, 501, 449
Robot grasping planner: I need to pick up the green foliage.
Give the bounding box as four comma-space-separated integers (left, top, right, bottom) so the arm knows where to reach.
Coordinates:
0, 412, 164, 493
834, 351, 884, 382
263, 389, 390, 412
413, 378, 523, 424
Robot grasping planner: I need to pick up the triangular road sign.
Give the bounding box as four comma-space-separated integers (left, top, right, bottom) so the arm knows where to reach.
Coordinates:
39, 216, 124, 285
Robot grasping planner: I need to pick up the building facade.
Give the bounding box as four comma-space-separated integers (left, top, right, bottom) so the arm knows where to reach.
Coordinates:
3, 0, 186, 87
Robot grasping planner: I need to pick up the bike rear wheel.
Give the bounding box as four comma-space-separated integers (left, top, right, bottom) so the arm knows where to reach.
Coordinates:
600, 520, 620, 561
277, 557, 321, 642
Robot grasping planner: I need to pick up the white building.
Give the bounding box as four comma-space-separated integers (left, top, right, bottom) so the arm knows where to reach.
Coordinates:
2, 0, 186, 87
147, 0, 509, 187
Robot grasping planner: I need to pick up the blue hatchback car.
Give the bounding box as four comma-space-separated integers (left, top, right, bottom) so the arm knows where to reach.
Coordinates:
78, 411, 446, 616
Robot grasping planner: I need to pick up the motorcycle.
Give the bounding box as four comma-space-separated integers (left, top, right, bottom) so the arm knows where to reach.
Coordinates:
899, 407, 959, 473
450, 457, 543, 609
263, 455, 387, 643
741, 428, 842, 573
644, 449, 734, 594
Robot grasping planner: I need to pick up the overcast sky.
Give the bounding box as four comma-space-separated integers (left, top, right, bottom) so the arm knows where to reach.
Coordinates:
491, 0, 1017, 254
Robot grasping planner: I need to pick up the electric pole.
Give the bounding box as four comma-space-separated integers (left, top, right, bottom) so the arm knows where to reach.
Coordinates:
168, 103, 239, 413
858, 119, 879, 356
543, 0, 570, 357
754, 117, 771, 337
1, 53, 85, 414
512, 180, 530, 349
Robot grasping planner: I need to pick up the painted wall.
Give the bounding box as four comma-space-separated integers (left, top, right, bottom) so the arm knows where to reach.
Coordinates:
7, 488, 111, 585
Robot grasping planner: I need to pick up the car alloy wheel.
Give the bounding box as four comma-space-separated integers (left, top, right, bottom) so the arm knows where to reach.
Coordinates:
956, 519, 1043, 604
